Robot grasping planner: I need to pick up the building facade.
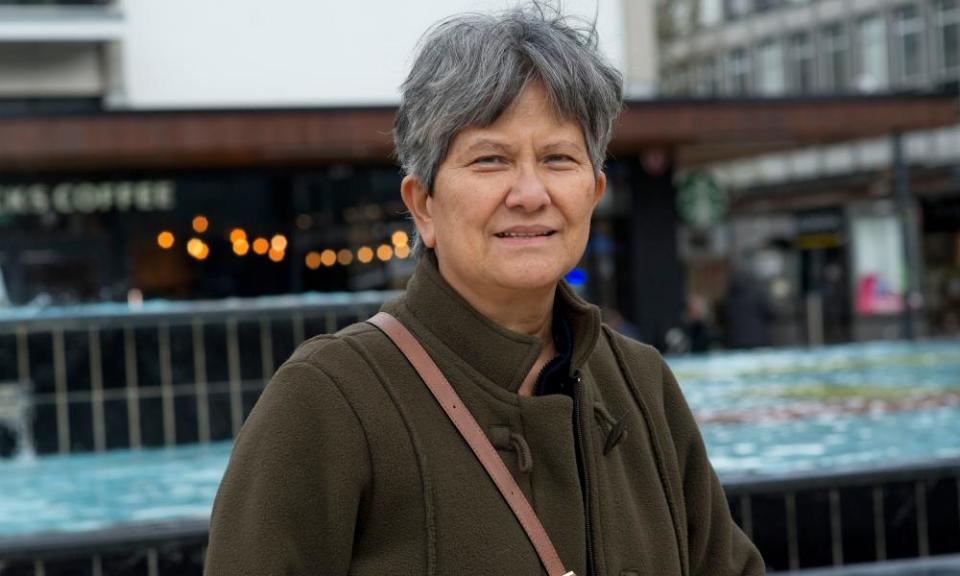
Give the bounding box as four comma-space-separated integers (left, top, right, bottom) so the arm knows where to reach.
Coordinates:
658, 0, 960, 344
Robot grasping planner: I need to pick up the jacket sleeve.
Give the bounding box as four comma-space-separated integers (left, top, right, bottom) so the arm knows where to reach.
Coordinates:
658, 355, 766, 576
204, 360, 372, 576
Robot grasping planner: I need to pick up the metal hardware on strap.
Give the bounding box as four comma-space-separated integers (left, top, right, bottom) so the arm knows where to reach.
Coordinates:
368, 312, 573, 576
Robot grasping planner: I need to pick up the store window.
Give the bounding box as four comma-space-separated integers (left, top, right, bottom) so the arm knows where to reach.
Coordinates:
855, 15, 890, 92
820, 24, 850, 92
936, 0, 960, 77
893, 4, 925, 85
727, 48, 751, 95
788, 31, 815, 94
757, 40, 786, 95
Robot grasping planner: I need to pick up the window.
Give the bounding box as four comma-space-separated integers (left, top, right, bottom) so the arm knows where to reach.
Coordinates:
727, 48, 751, 94
856, 16, 889, 92
724, 0, 752, 20
699, 0, 723, 27
893, 5, 925, 83
936, 0, 960, 75
821, 24, 850, 92
757, 41, 786, 95
696, 58, 722, 96
788, 32, 815, 93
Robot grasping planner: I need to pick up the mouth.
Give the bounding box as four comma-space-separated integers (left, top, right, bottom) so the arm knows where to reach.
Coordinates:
494, 229, 556, 239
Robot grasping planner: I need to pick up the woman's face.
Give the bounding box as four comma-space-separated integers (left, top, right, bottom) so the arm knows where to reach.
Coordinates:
403, 82, 606, 299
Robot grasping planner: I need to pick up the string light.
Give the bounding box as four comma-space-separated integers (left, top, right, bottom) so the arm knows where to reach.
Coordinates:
377, 244, 393, 262
337, 249, 353, 266
192, 215, 209, 234
271, 234, 288, 252
395, 244, 411, 259
357, 246, 374, 264
320, 249, 337, 267
268, 248, 285, 262
233, 238, 250, 256
391, 230, 409, 247
252, 238, 269, 255
197, 242, 210, 261
229, 228, 247, 243
157, 231, 175, 249
305, 251, 322, 270
187, 238, 205, 258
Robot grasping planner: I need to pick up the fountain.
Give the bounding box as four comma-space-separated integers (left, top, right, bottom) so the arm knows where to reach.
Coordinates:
0, 381, 34, 460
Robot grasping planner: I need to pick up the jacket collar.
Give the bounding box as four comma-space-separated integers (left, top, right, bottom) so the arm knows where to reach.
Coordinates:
382, 251, 601, 394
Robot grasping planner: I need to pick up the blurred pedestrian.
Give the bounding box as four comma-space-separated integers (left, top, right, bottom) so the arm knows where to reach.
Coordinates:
685, 293, 714, 353
205, 3, 763, 575
725, 267, 773, 349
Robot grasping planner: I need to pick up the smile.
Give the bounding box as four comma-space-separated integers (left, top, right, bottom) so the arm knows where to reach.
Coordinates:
494, 231, 556, 238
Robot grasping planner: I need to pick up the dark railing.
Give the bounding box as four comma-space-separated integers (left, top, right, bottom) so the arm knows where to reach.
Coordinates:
727, 459, 960, 573
0, 292, 398, 457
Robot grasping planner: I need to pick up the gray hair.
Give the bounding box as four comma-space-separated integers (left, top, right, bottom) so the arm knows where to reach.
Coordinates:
394, 1, 624, 194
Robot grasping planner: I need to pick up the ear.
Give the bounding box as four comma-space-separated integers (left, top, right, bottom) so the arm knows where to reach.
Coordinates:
400, 175, 436, 249
593, 171, 607, 207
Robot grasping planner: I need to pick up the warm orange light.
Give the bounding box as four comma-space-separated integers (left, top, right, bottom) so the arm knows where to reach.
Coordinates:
391, 230, 409, 247
357, 246, 374, 264
187, 237, 205, 258
252, 237, 269, 255
157, 231, 175, 249
229, 228, 247, 243
271, 234, 288, 252
268, 248, 284, 262
337, 249, 353, 266
192, 215, 209, 234
320, 249, 337, 267
395, 244, 411, 259
233, 239, 250, 256
376, 244, 393, 262
305, 251, 322, 270
197, 243, 210, 261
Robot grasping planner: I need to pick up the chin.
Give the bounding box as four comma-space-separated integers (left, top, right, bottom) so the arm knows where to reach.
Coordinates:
489, 260, 567, 292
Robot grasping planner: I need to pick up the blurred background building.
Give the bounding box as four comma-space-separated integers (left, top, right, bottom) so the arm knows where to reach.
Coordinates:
2, 0, 957, 351
657, 0, 960, 346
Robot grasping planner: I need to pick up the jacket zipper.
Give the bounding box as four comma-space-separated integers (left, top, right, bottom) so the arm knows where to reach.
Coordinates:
573, 370, 596, 576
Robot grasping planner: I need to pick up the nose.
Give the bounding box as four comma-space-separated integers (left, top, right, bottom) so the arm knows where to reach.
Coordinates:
504, 163, 550, 212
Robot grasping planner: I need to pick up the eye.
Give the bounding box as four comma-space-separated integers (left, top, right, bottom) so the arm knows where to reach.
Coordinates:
545, 154, 577, 165
472, 155, 506, 166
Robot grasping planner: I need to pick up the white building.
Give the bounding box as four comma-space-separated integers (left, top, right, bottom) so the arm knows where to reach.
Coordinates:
0, 0, 643, 110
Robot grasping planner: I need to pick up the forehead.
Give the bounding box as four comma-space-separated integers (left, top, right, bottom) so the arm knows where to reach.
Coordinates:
449, 84, 586, 152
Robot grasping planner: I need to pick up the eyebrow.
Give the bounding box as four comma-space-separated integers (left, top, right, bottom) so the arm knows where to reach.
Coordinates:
459, 138, 586, 157
541, 140, 586, 154
459, 138, 514, 157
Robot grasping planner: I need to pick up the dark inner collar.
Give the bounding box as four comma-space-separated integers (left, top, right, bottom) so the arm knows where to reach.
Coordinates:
534, 309, 574, 397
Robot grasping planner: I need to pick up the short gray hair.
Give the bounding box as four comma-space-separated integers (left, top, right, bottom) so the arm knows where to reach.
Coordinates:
394, 1, 624, 194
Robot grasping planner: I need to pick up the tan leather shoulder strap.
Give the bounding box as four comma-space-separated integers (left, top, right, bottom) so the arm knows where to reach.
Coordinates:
368, 312, 575, 576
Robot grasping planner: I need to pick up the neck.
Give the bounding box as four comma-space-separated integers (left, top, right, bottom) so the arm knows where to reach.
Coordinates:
436, 260, 556, 344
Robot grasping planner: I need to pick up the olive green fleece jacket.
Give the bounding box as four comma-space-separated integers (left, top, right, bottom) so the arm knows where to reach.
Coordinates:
205, 255, 765, 576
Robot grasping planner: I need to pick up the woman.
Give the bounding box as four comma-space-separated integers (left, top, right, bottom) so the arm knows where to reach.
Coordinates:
205, 4, 765, 575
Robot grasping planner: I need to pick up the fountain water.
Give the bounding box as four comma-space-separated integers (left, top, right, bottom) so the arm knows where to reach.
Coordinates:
0, 381, 34, 460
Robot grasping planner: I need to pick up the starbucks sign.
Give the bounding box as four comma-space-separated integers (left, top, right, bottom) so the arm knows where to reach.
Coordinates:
677, 171, 727, 228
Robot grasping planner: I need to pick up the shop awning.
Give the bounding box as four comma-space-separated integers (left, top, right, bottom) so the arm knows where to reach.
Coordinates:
0, 93, 956, 172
